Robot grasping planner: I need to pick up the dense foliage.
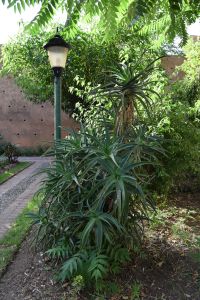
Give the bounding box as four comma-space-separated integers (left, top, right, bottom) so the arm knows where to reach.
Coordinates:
138, 39, 200, 193
28, 58, 167, 287
75, 39, 200, 193
1, 26, 161, 114
2, 0, 200, 44
164, 39, 200, 190
34, 124, 163, 287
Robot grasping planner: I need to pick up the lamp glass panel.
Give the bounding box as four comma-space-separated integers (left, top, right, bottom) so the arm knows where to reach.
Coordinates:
47, 46, 68, 68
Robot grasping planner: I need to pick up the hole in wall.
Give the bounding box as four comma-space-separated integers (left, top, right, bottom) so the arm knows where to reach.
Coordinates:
17, 133, 20, 136
24, 119, 26, 122
8, 105, 11, 108
9, 119, 12, 122
41, 119, 43, 122
34, 133, 37, 136
41, 105, 44, 108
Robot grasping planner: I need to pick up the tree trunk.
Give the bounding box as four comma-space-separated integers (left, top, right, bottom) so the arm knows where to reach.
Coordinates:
115, 92, 134, 136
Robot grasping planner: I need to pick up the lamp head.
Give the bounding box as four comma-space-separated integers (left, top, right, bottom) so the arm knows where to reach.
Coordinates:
44, 34, 71, 76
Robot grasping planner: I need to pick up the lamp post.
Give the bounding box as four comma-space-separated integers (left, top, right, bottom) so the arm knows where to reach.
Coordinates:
44, 34, 70, 143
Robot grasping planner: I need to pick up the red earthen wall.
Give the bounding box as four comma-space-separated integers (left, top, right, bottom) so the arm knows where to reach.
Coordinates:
0, 75, 78, 148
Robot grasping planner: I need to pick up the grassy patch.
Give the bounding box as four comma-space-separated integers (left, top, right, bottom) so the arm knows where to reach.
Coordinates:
0, 195, 41, 275
0, 162, 31, 184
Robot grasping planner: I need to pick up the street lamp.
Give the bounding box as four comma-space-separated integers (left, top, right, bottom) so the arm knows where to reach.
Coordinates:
44, 34, 71, 142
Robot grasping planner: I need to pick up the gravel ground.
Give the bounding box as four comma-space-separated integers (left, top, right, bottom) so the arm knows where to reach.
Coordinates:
0, 163, 48, 215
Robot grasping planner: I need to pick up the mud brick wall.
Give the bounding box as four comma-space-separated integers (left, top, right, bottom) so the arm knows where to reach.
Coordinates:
0, 75, 78, 148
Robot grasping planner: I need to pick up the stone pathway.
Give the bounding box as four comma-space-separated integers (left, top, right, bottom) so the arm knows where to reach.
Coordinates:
0, 157, 51, 239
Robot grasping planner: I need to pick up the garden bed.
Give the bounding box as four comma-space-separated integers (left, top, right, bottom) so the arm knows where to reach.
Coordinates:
0, 161, 32, 184
0, 195, 41, 276
0, 193, 199, 300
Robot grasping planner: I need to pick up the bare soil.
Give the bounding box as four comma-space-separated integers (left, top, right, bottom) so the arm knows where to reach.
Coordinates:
0, 194, 200, 300
0, 230, 67, 300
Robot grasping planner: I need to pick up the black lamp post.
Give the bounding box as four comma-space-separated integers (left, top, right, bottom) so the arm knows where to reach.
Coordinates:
44, 34, 70, 142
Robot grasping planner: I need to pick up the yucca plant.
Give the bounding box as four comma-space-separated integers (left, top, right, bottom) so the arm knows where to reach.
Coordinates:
33, 123, 164, 287
93, 59, 162, 135
31, 58, 165, 288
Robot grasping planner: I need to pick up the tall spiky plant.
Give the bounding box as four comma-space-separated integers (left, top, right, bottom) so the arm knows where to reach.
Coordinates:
93, 59, 162, 135
32, 124, 164, 285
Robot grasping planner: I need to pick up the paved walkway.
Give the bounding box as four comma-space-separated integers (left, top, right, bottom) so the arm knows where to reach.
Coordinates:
0, 157, 51, 239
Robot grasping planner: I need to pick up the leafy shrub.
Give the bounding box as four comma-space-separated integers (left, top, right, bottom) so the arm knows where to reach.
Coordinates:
166, 111, 200, 192
33, 124, 163, 286
148, 98, 200, 193
161, 40, 200, 192
4, 143, 19, 164
149, 40, 200, 193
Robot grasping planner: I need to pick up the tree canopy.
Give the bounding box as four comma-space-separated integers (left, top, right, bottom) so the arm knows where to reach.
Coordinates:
2, 0, 200, 43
